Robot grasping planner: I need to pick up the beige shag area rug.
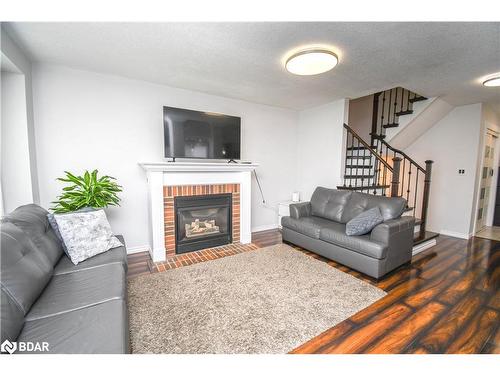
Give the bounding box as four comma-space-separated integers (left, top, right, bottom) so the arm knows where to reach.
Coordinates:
128, 244, 386, 353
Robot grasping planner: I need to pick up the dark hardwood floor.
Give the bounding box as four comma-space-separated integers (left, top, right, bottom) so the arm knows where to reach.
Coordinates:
128, 229, 500, 354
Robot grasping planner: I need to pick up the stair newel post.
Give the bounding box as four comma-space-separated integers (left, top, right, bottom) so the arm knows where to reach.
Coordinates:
390, 157, 402, 197
419, 160, 433, 237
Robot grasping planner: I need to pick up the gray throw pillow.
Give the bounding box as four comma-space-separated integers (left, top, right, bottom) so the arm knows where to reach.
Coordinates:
346, 207, 384, 236
54, 209, 123, 265
47, 207, 96, 256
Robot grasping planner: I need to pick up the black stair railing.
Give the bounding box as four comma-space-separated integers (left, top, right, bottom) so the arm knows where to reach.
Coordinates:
376, 138, 433, 239
342, 123, 433, 239
370, 87, 427, 146
342, 123, 394, 195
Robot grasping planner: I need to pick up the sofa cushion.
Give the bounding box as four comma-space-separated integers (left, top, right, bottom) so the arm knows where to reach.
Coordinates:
346, 207, 384, 236
1, 223, 53, 315
18, 299, 129, 354
53, 235, 127, 275
4, 204, 64, 266
310, 187, 352, 222
26, 263, 126, 321
341, 192, 407, 223
1, 288, 25, 342
319, 226, 388, 259
281, 216, 343, 239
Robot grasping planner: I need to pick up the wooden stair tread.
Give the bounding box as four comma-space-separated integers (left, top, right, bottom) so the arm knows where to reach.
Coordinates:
346, 155, 372, 159
344, 175, 375, 179
346, 145, 377, 151
413, 231, 439, 245
409, 96, 427, 103
337, 185, 390, 191
395, 110, 413, 116
382, 123, 399, 129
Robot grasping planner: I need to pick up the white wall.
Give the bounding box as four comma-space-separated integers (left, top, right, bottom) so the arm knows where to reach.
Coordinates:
32, 64, 298, 251
1, 72, 33, 213
348, 94, 373, 143
296, 99, 347, 201
405, 104, 483, 238
1, 28, 39, 206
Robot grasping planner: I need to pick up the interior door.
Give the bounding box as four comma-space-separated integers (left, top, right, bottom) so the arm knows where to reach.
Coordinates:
477, 132, 497, 231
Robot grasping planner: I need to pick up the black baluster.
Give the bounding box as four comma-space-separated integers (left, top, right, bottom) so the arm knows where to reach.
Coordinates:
401, 157, 406, 197
382, 145, 387, 196
392, 87, 398, 123
381, 91, 386, 128
393, 150, 397, 195
400, 87, 404, 114
414, 169, 419, 218
406, 164, 412, 203
349, 132, 353, 188
388, 89, 392, 126
362, 147, 372, 186
343, 130, 348, 186
355, 138, 359, 190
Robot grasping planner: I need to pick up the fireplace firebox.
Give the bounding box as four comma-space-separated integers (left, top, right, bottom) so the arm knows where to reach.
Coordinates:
174, 193, 232, 254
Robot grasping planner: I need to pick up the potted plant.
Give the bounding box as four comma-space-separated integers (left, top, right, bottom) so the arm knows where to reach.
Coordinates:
51, 170, 122, 213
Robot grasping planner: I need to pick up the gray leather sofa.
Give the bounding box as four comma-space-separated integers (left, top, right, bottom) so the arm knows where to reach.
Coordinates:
281, 187, 415, 279
1, 204, 129, 354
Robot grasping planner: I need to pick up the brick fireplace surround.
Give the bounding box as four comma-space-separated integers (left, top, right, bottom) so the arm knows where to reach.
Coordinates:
164, 184, 241, 258
140, 161, 258, 263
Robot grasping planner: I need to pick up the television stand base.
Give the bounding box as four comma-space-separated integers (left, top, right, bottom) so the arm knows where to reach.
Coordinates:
227, 159, 238, 164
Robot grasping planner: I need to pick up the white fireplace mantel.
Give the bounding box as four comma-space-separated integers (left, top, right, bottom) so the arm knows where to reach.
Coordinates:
139, 161, 259, 262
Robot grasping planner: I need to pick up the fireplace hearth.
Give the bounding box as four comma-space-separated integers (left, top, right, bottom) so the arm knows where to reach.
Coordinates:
174, 193, 232, 254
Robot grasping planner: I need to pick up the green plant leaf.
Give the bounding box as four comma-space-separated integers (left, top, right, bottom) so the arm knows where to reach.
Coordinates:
50, 170, 122, 212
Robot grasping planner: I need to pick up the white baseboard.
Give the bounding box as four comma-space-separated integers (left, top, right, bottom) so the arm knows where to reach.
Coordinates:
251, 223, 279, 233
439, 230, 471, 240
127, 245, 150, 254
412, 238, 437, 256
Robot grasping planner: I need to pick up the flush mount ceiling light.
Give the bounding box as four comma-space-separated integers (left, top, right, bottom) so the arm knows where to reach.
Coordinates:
483, 76, 500, 87
285, 49, 338, 76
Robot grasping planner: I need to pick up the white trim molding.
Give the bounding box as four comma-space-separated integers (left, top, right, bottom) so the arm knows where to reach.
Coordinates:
412, 238, 437, 257
126, 245, 150, 254
252, 223, 279, 233
439, 229, 471, 240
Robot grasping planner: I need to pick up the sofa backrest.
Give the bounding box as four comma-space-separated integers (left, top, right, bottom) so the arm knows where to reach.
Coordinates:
3, 204, 64, 266
310, 187, 407, 224
1, 222, 53, 341
310, 187, 352, 222
341, 191, 407, 223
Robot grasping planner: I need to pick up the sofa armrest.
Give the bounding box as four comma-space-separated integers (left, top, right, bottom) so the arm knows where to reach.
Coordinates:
289, 202, 312, 219
370, 216, 415, 244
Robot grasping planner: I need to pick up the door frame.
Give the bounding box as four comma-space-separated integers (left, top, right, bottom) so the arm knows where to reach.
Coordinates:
474, 127, 499, 234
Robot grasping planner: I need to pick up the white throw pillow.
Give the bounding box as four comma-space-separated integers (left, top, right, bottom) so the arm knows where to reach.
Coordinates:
54, 209, 123, 265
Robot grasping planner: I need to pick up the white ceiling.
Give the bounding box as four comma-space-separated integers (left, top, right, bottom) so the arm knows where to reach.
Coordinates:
3, 22, 500, 110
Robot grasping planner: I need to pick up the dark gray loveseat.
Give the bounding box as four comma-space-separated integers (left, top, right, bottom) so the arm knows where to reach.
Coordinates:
1, 204, 129, 354
281, 187, 415, 279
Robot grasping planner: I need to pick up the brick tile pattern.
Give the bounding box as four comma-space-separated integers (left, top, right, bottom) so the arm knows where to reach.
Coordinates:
163, 184, 241, 258
149, 242, 259, 273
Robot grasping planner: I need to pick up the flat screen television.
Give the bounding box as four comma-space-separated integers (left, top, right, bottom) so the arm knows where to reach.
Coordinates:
163, 106, 241, 160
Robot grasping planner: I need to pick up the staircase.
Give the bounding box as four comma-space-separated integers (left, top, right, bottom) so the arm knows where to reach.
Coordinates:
340, 87, 439, 245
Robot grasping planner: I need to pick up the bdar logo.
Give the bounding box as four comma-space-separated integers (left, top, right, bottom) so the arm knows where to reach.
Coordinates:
1, 339, 17, 354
